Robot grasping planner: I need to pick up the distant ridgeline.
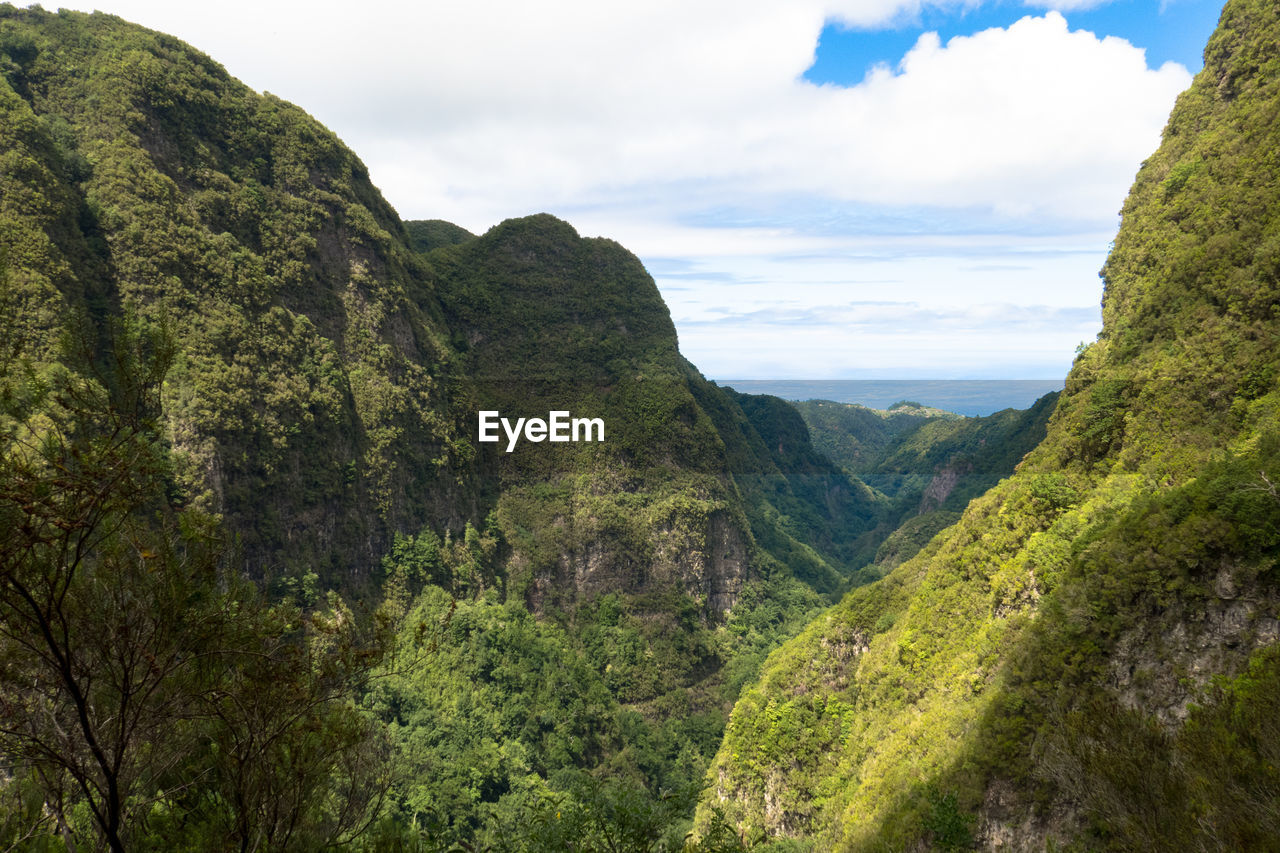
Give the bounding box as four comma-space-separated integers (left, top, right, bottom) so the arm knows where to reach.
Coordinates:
698, 0, 1280, 848
723, 379, 1064, 417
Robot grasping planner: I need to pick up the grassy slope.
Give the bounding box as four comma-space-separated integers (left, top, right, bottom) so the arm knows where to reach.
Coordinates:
697, 1, 1280, 848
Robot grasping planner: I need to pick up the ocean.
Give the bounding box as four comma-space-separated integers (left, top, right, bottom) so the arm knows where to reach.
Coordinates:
716, 379, 1064, 417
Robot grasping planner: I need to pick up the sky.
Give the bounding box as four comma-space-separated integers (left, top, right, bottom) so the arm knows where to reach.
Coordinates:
39, 0, 1224, 379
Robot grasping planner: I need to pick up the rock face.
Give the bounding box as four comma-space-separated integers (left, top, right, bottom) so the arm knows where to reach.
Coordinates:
697, 0, 1280, 848
917, 461, 967, 512
1106, 573, 1280, 725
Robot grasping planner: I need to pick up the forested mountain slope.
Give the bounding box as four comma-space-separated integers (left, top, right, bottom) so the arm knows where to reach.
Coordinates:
426, 213, 757, 615
788, 399, 955, 474
793, 395, 1058, 577
0, 4, 870, 613
0, 7, 908, 846
697, 0, 1280, 848
0, 4, 480, 581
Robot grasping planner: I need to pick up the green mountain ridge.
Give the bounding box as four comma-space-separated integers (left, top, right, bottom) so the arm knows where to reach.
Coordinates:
792, 394, 1058, 577
698, 0, 1280, 847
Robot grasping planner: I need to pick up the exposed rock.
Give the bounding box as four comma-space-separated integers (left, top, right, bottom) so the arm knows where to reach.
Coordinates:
1108, 578, 1280, 725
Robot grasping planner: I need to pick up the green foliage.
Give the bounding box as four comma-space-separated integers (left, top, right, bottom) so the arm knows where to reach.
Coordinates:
403, 218, 476, 253
0, 5, 473, 583
860, 392, 1058, 516
366, 582, 720, 848
367, 512, 830, 848
0, 310, 390, 851
1078, 380, 1127, 460
921, 787, 975, 851
1026, 471, 1078, 515
1033, 645, 1280, 850
697, 2, 1280, 847
870, 510, 961, 573
499, 771, 694, 853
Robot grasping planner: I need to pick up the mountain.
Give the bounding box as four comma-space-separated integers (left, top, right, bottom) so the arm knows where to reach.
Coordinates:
404, 218, 475, 253
787, 398, 956, 474
0, 5, 862, 615
793, 395, 1058, 575
1, 4, 484, 583
10, 2, 1270, 850
0, 7, 902, 846
697, 0, 1280, 848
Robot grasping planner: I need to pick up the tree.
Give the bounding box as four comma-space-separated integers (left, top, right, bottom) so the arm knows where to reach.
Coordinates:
0, 299, 389, 851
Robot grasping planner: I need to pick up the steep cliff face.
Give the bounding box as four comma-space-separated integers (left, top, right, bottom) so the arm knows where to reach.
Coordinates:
0, 6, 478, 581
0, 7, 864, 617
420, 213, 751, 613
698, 0, 1280, 848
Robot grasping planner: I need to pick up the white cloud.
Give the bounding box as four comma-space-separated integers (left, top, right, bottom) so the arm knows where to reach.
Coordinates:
56, 4, 1188, 226
38, 1, 1193, 376
359, 10, 1187, 236
651, 229, 1108, 376
791, 14, 1190, 217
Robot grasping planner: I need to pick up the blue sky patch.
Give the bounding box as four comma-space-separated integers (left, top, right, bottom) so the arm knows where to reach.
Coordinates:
804, 0, 1224, 87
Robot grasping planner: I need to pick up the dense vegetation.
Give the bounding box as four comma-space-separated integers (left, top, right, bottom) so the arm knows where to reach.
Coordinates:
791, 394, 1057, 577
0, 3, 476, 583
5, 0, 1277, 849
0, 310, 391, 851
697, 0, 1280, 847
787, 399, 952, 474
0, 6, 915, 847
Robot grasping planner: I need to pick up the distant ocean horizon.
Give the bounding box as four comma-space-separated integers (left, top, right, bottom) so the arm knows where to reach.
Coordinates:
716, 379, 1064, 417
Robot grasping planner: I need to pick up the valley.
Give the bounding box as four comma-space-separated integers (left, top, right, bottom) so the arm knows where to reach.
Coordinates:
1, 1, 1277, 850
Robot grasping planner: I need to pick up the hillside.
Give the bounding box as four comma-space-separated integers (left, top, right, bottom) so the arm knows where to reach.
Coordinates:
0, 4, 480, 582
793, 395, 1058, 576
697, 0, 1280, 848
788, 399, 952, 473
0, 6, 907, 847
0, 4, 863, 613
